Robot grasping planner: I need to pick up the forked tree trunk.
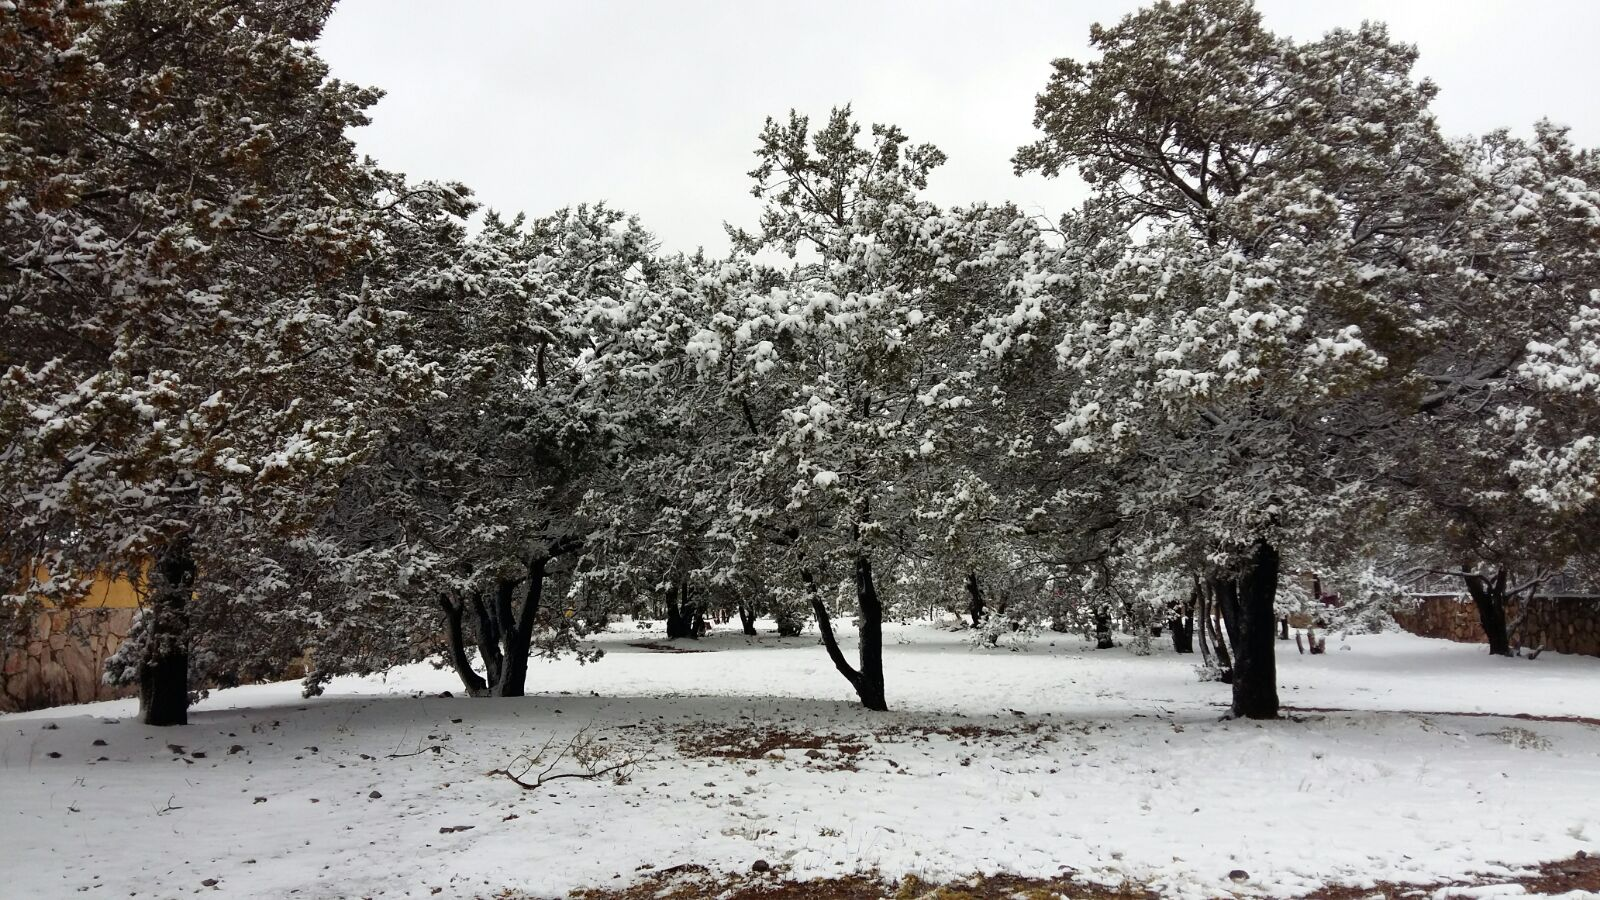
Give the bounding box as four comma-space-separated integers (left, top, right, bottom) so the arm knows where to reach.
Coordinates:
494, 558, 547, 697
140, 537, 196, 727
439, 595, 489, 697
1461, 567, 1513, 657
1227, 540, 1281, 719
803, 562, 888, 712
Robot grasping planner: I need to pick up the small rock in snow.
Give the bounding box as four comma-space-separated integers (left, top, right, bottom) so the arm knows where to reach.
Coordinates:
751, 860, 771, 874
368, 791, 383, 799
92, 739, 107, 747
1228, 870, 1249, 882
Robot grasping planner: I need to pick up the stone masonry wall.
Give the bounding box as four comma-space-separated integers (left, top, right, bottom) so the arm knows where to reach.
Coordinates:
1, 608, 139, 712
1392, 594, 1600, 657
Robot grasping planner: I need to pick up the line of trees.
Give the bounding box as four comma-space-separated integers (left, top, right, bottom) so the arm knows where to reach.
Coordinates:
3, 0, 1596, 725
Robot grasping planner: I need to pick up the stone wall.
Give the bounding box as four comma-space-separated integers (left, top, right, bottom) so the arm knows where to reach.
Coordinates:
1392, 594, 1600, 657
1, 608, 140, 712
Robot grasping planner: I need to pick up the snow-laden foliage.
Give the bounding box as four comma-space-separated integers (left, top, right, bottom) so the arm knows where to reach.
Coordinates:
4, 0, 1596, 722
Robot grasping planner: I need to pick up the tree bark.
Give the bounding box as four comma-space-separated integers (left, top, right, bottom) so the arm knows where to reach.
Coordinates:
439, 595, 489, 697
494, 558, 546, 697
737, 599, 757, 636
853, 555, 887, 710
1195, 579, 1214, 667
1227, 540, 1281, 719
1462, 567, 1513, 657
1201, 579, 1233, 679
664, 574, 695, 639
1169, 589, 1195, 654
140, 537, 195, 727
1093, 605, 1115, 649
470, 592, 504, 689
965, 571, 984, 628
803, 565, 887, 711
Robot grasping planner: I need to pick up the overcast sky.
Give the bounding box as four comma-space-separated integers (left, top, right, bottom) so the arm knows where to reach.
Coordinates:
319, 1, 1600, 256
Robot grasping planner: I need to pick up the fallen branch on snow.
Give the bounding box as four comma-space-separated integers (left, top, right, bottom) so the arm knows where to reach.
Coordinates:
488, 725, 650, 790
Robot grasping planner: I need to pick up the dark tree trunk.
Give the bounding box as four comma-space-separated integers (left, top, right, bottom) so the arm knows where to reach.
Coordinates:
495, 558, 547, 697
1278, 616, 1290, 640
853, 555, 887, 710
1227, 540, 1281, 719
1169, 615, 1193, 653
470, 592, 504, 689
775, 611, 803, 637
965, 571, 984, 628
1201, 579, 1234, 681
439, 595, 489, 697
1195, 579, 1214, 667
737, 600, 757, 636
140, 537, 195, 727
803, 564, 888, 711
664, 574, 695, 639
1093, 606, 1114, 649
1169, 590, 1195, 656
1462, 567, 1513, 656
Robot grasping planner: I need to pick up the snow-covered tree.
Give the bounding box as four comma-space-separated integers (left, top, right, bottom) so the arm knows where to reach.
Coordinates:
1009, 0, 1473, 717
1, 0, 430, 724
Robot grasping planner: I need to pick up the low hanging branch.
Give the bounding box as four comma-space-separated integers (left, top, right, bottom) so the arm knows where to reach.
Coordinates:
488, 726, 650, 790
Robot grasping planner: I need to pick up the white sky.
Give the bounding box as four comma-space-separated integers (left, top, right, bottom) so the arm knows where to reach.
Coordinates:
319, 1, 1600, 256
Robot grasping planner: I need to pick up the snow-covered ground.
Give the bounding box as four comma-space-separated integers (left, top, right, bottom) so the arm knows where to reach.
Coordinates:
3, 621, 1599, 898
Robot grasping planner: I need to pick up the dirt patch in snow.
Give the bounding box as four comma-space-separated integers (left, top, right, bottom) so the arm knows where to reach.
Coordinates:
562, 866, 1156, 899
1283, 705, 1600, 728
671, 720, 1053, 769
626, 642, 712, 654
675, 725, 871, 766
556, 853, 1600, 899
1304, 851, 1600, 898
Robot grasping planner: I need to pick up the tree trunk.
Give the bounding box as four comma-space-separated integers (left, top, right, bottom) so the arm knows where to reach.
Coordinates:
140, 537, 195, 727
1278, 616, 1290, 641
1169, 590, 1195, 655
439, 595, 489, 697
965, 571, 984, 628
664, 574, 694, 639
1227, 540, 1281, 719
470, 592, 504, 689
1093, 605, 1114, 649
494, 560, 544, 698
1195, 579, 1214, 667
737, 600, 757, 636
803, 565, 887, 711
1462, 567, 1513, 657
853, 555, 887, 710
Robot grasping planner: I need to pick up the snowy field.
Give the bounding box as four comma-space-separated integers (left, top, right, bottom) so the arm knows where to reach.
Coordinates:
3, 621, 1599, 899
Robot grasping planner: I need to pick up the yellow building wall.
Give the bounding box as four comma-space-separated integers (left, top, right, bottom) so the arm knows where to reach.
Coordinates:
25, 566, 145, 609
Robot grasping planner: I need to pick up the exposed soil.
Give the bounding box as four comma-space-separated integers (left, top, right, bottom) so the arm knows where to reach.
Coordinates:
555, 852, 1600, 899
1282, 705, 1600, 728
626, 642, 711, 654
